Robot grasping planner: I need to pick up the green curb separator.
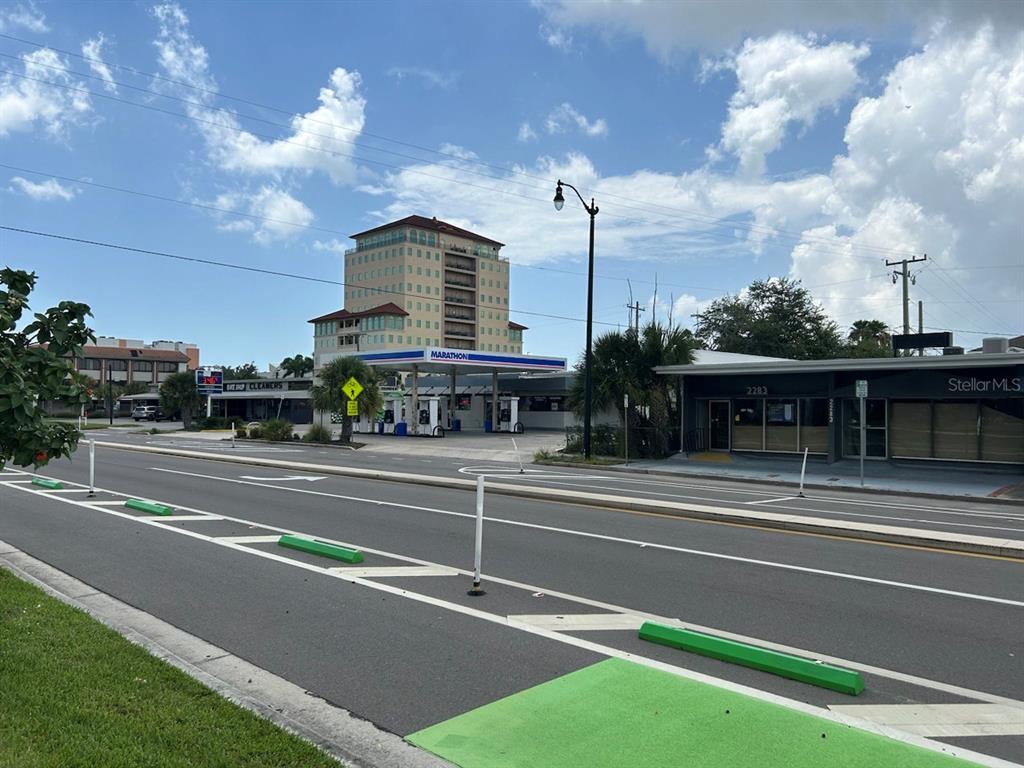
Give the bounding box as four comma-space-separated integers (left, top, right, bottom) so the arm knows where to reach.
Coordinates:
277, 534, 363, 563
31, 477, 63, 489
638, 622, 865, 696
124, 499, 174, 516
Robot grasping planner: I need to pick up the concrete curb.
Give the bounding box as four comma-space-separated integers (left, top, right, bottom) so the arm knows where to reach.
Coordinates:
92, 441, 1024, 560
0, 539, 453, 768
534, 460, 1023, 506
279, 534, 364, 563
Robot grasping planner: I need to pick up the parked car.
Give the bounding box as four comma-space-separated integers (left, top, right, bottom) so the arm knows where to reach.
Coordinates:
131, 405, 169, 422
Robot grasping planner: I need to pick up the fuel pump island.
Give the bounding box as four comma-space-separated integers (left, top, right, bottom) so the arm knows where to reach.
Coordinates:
345, 347, 566, 437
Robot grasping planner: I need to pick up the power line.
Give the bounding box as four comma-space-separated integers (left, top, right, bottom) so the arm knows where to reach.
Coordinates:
0, 56, 923, 264
0, 224, 624, 329
0, 34, 929, 260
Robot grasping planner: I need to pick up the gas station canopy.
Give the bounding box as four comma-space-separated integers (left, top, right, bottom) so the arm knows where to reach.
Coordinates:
353, 347, 566, 375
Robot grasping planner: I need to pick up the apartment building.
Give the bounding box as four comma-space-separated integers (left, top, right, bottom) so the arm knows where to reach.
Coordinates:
311, 215, 525, 368
72, 345, 189, 387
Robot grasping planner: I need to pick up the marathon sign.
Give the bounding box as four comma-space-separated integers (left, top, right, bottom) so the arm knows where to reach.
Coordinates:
430, 350, 470, 361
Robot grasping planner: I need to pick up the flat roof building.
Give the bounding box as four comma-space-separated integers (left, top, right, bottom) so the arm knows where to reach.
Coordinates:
658, 350, 1024, 466
311, 215, 524, 369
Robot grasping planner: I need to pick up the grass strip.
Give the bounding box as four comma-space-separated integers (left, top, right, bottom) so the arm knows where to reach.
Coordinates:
0, 568, 342, 768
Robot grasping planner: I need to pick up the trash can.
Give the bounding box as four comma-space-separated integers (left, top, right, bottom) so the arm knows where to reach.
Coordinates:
452, 418, 461, 432
395, 422, 408, 436
483, 419, 492, 433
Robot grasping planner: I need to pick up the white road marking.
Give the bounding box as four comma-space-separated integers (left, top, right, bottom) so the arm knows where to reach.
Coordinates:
156, 514, 226, 521
827, 704, 1024, 737
149, 466, 1024, 608
5, 475, 1024, 713
509, 613, 645, 631
239, 475, 326, 482
746, 497, 797, 505
2, 479, 1015, 768
326, 565, 459, 578
1, 479, 34, 484
217, 535, 284, 544
81, 500, 130, 506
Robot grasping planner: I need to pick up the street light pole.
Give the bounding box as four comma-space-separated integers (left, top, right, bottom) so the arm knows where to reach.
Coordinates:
554, 180, 598, 459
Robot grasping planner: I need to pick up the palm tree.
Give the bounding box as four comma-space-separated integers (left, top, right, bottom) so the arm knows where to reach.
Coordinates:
568, 322, 697, 457
279, 354, 314, 378
311, 357, 383, 441
848, 319, 890, 346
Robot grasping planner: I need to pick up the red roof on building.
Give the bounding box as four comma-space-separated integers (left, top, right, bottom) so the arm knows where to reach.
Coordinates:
350, 215, 504, 248
308, 302, 409, 324
507, 321, 528, 331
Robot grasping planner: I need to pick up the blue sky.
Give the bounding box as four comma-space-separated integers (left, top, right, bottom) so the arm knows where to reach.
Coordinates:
1, 0, 1021, 367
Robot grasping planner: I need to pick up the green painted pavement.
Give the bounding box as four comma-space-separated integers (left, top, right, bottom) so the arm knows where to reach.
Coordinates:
407, 658, 981, 768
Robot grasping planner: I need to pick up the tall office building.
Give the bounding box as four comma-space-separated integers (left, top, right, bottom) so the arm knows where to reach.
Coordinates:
311, 215, 526, 368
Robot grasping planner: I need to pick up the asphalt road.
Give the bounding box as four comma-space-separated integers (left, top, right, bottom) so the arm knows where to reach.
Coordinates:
2, 446, 1022, 763
85, 429, 1024, 540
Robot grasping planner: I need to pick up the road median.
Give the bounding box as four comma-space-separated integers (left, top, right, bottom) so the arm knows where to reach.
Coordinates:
92, 441, 1024, 560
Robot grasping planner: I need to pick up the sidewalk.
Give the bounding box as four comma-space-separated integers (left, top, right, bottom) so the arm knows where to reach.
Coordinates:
616, 452, 1024, 501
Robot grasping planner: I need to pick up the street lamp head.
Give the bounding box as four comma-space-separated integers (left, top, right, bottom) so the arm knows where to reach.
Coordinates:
553, 182, 564, 211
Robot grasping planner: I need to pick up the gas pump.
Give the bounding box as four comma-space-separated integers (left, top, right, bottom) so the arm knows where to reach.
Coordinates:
382, 395, 403, 434
497, 396, 519, 432
415, 397, 442, 435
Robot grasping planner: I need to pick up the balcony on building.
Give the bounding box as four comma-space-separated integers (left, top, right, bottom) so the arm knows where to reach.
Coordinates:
443, 272, 476, 289
444, 254, 477, 273
444, 320, 476, 339
443, 285, 476, 305
444, 305, 476, 322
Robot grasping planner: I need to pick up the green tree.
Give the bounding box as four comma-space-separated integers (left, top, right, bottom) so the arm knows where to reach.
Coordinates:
1, 269, 93, 469
844, 319, 892, 358
568, 322, 697, 457
221, 362, 259, 380
159, 372, 201, 430
279, 354, 314, 378
694, 278, 843, 360
311, 357, 382, 442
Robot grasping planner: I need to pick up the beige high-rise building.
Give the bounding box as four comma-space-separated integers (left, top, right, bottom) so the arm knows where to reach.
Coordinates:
311, 215, 525, 367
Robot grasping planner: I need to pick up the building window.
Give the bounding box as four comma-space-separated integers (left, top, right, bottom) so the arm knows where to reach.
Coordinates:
157, 361, 178, 372
133, 361, 153, 372
732, 399, 763, 450
79, 358, 101, 370
106, 359, 128, 371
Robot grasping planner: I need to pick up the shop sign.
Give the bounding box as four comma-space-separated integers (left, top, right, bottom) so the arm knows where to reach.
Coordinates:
947, 376, 1022, 394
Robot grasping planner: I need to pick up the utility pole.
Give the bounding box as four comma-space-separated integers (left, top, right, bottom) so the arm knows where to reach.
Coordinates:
625, 301, 645, 332
886, 254, 927, 335
918, 300, 924, 356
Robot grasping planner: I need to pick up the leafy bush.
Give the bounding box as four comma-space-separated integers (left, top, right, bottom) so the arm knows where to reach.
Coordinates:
260, 419, 294, 442
248, 426, 263, 439
235, 427, 247, 439
302, 424, 333, 443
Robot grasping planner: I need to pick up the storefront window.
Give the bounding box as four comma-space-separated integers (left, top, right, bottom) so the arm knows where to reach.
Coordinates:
765, 399, 797, 451
890, 401, 932, 458
981, 400, 1024, 463
798, 398, 829, 453
732, 399, 763, 450
933, 401, 978, 460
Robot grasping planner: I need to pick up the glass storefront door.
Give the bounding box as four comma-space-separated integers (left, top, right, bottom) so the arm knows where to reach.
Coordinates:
708, 400, 730, 450
843, 398, 887, 458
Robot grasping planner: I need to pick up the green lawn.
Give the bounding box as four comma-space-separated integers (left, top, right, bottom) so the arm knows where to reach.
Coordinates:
0, 568, 342, 768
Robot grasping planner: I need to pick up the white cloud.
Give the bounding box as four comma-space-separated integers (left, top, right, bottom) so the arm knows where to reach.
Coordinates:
539, 23, 574, 52
8, 176, 78, 201
788, 23, 1024, 341
517, 121, 538, 142
671, 294, 714, 329
387, 66, 457, 89
711, 33, 869, 176
0, 48, 92, 138
312, 238, 347, 253
544, 102, 608, 137
82, 33, 118, 94
152, 3, 366, 185
0, 2, 49, 33
210, 186, 314, 244
537, 0, 1022, 57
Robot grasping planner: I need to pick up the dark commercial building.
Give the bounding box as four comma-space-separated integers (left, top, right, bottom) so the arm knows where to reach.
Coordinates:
657, 351, 1024, 467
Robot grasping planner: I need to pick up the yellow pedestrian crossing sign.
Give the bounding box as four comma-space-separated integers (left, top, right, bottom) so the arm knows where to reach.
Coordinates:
342, 377, 364, 400
346, 400, 359, 416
